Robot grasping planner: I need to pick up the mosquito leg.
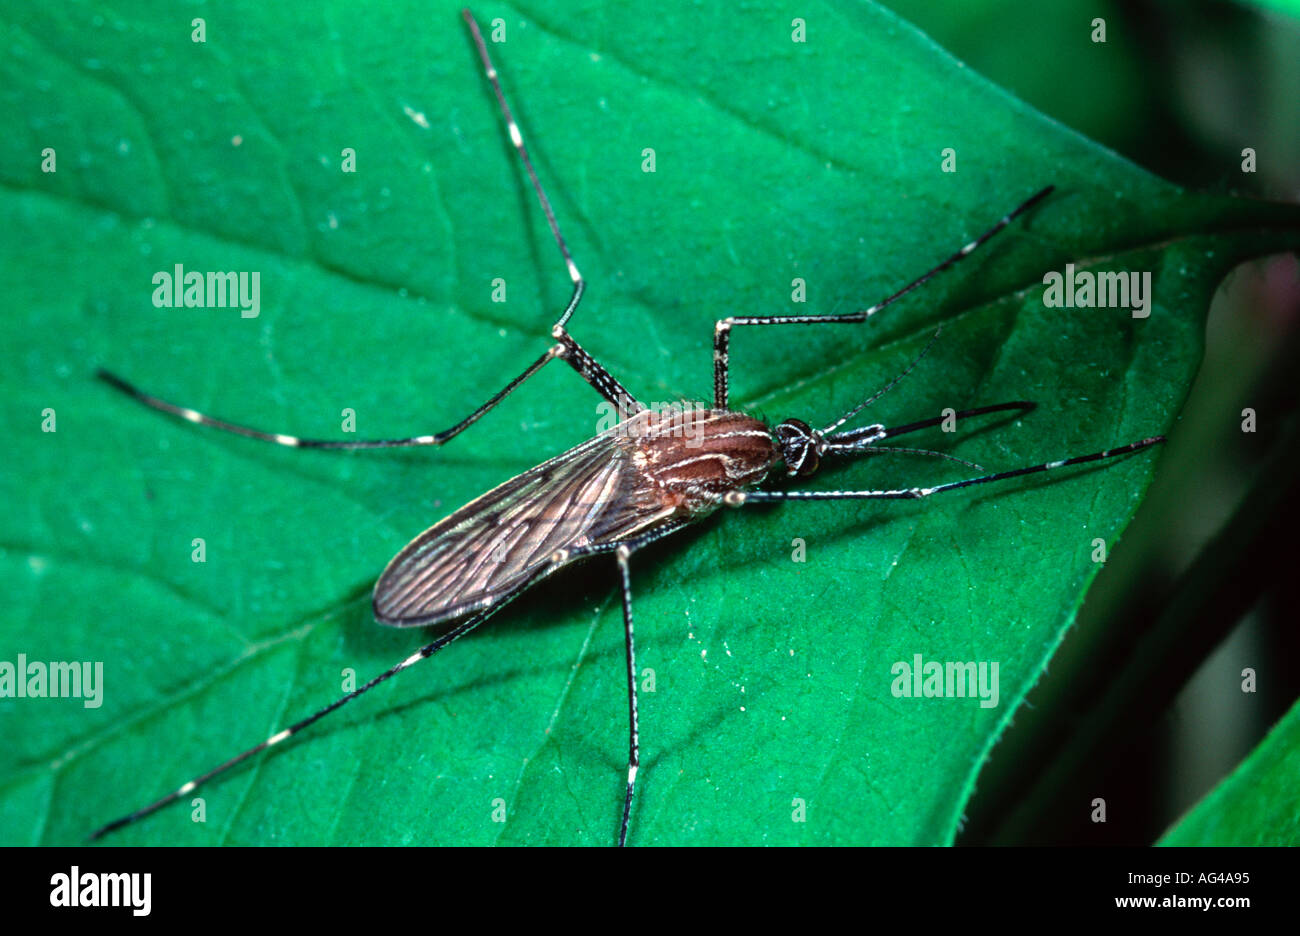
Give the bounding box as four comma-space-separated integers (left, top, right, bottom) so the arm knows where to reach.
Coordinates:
98, 334, 640, 451
461, 8, 582, 325
462, 10, 642, 417
96, 348, 560, 450
552, 331, 643, 417
89, 598, 512, 841
538, 524, 691, 846
712, 185, 1054, 409
714, 312, 869, 409
99, 12, 646, 446
614, 545, 640, 847
727, 436, 1165, 507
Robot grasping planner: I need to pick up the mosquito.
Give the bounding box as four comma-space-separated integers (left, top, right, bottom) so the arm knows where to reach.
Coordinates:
91, 9, 1164, 846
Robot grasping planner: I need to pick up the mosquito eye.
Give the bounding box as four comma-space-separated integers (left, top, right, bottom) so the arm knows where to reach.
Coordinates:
786, 442, 820, 477
774, 420, 820, 477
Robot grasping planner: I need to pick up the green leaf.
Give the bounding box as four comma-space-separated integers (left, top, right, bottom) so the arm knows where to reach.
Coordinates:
2, 0, 1297, 845
1240, 0, 1300, 21
879, 0, 1150, 149
1160, 697, 1300, 846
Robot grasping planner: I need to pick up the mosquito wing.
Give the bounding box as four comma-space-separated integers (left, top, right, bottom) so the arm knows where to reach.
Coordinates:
373, 428, 671, 627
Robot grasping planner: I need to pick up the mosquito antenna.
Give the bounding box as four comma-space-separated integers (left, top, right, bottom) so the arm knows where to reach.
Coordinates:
850, 445, 985, 472
808, 184, 1054, 430
821, 327, 944, 434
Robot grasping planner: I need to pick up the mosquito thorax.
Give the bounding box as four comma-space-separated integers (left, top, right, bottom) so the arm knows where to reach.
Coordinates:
625, 408, 780, 512
774, 418, 825, 477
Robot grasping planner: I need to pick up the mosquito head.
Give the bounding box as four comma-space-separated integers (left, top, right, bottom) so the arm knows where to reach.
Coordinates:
774, 419, 822, 477
779, 402, 1043, 482
775, 418, 892, 476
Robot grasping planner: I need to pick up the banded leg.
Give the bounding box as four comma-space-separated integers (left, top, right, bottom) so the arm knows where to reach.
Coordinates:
96, 351, 559, 450
725, 436, 1165, 507
99, 11, 643, 447
555, 524, 690, 846
90, 596, 513, 840
96, 333, 638, 450
614, 545, 639, 848
712, 185, 1054, 409
463, 10, 641, 417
